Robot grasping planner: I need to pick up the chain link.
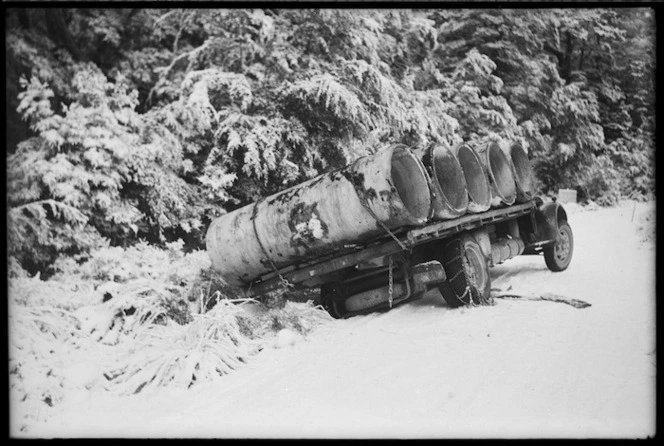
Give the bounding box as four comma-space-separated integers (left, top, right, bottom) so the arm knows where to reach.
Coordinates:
446, 238, 474, 306
251, 200, 294, 292
461, 250, 476, 306
444, 237, 493, 307
388, 255, 394, 308
376, 218, 409, 251
279, 274, 294, 289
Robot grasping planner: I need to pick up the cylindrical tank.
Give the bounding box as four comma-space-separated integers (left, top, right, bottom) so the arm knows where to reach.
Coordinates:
450, 143, 491, 213
345, 283, 407, 313
506, 141, 535, 203
490, 238, 525, 266
413, 144, 468, 220
206, 144, 432, 287
474, 141, 517, 207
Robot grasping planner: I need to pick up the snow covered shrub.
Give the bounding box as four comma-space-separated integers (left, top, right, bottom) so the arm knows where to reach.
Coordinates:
8, 256, 30, 279
575, 154, 621, 206
105, 298, 260, 394
53, 240, 199, 285
259, 300, 333, 335
74, 282, 175, 345
50, 242, 235, 345
9, 271, 94, 312
104, 299, 332, 394
52, 240, 228, 309
8, 283, 83, 430
606, 130, 655, 201
8, 67, 210, 276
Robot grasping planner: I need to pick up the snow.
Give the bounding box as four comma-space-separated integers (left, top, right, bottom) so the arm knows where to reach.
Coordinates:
272, 328, 301, 349
61, 362, 104, 390
16, 201, 656, 438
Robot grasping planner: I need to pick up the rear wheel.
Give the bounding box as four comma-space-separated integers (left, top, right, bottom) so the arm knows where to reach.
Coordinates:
438, 234, 492, 307
544, 221, 573, 271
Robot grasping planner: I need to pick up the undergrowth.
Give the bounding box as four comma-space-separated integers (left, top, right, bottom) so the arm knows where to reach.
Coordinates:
9, 242, 333, 434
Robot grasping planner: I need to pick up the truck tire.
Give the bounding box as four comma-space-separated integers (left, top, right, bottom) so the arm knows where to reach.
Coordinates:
438, 234, 492, 307
544, 221, 573, 272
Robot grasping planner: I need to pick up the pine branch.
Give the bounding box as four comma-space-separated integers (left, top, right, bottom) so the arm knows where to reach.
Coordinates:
10, 199, 88, 226
173, 11, 195, 55
154, 10, 178, 27
148, 38, 215, 104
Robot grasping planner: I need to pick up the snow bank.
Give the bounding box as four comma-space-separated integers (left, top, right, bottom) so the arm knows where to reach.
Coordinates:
14, 202, 656, 439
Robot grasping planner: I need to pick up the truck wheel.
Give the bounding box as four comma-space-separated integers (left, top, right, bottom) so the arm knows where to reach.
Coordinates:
544, 221, 573, 272
438, 234, 491, 307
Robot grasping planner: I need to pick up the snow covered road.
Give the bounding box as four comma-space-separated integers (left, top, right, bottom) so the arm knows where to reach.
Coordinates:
31, 201, 656, 438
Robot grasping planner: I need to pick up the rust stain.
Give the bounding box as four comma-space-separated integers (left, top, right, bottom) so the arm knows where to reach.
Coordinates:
342, 169, 380, 201
342, 167, 410, 224
379, 190, 392, 201
289, 202, 329, 250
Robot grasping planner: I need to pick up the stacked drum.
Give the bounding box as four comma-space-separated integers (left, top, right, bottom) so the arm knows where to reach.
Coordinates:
206, 140, 535, 287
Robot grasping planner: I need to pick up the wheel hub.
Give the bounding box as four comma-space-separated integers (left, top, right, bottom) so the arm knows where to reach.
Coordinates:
463, 246, 485, 291
555, 229, 570, 261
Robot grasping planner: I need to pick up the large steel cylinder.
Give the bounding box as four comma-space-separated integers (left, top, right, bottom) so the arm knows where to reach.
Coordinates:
490, 237, 525, 266
413, 144, 469, 220
507, 142, 535, 203
206, 144, 432, 287
450, 143, 491, 213
474, 141, 517, 207
344, 283, 407, 313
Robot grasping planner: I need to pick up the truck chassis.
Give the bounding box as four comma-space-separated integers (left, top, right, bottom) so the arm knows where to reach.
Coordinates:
246, 197, 573, 318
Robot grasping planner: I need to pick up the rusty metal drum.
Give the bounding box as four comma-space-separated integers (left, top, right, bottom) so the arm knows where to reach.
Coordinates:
413, 143, 469, 220
206, 144, 432, 286
473, 141, 517, 207
450, 143, 491, 213
506, 141, 535, 203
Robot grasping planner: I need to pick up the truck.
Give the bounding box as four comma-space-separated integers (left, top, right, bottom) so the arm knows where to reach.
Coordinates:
206, 142, 574, 318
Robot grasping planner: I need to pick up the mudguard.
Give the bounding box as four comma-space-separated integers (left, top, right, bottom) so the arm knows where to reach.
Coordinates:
533, 199, 568, 245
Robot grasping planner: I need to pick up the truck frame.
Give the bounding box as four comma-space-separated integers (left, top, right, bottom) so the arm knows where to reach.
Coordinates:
245, 196, 573, 318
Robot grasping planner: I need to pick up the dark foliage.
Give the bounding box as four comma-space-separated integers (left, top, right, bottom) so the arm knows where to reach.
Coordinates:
6, 8, 655, 275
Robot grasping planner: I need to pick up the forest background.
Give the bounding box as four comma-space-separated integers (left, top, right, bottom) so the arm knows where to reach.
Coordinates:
6, 7, 655, 282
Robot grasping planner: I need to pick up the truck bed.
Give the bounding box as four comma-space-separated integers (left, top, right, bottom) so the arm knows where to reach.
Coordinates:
246, 200, 538, 297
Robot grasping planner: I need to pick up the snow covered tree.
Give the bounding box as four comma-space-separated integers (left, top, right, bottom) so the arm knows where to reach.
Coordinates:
5, 7, 656, 275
